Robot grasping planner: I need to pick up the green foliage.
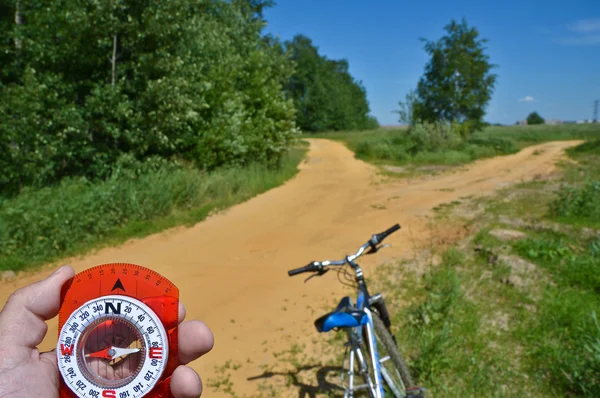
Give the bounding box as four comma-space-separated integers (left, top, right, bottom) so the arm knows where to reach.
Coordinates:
519, 286, 600, 396
526, 112, 545, 125
395, 89, 418, 126
568, 138, 600, 155
551, 182, 600, 223
407, 264, 463, 379
411, 18, 497, 135
399, 254, 519, 395
480, 124, 600, 151
346, 123, 518, 167
511, 233, 600, 395
284, 35, 377, 132
316, 124, 600, 170
0, 0, 298, 195
0, 147, 306, 271
408, 122, 463, 153
467, 135, 517, 153
515, 235, 600, 292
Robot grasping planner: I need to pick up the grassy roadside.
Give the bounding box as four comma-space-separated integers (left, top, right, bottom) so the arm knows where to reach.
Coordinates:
307, 124, 600, 171
369, 139, 600, 396
0, 144, 308, 272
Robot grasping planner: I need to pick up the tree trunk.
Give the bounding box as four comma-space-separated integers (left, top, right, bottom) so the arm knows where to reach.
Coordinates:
14, 0, 22, 49
111, 34, 117, 86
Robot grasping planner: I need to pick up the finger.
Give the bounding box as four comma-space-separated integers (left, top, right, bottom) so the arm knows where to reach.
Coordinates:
178, 320, 214, 365
0, 265, 75, 347
178, 301, 186, 324
170, 365, 202, 398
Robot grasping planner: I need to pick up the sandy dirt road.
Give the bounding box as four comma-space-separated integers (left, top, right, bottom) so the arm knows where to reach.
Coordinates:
0, 138, 580, 396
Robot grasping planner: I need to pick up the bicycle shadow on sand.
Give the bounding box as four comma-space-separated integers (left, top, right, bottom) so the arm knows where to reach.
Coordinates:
247, 364, 346, 398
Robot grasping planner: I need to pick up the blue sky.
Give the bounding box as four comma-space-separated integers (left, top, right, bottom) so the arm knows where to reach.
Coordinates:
263, 0, 600, 125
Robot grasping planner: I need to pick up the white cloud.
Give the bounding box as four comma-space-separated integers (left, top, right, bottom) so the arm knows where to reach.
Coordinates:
568, 18, 600, 33
518, 96, 535, 103
556, 19, 600, 46
555, 35, 600, 46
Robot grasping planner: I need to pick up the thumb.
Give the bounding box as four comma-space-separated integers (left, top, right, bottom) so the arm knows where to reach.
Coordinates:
0, 266, 75, 348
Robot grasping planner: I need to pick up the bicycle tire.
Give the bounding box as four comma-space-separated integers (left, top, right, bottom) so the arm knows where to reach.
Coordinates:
371, 313, 415, 393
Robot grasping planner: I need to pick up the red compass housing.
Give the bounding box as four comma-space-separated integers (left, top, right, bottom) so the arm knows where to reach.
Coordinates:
57, 263, 179, 398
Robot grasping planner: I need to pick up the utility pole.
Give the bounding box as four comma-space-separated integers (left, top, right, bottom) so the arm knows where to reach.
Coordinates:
594, 100, 599, 123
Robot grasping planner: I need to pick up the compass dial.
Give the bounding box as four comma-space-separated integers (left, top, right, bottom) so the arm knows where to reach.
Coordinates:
57, 295, 169, 398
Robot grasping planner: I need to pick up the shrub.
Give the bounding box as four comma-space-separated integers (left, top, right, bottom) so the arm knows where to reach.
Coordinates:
408, 122, 464, 153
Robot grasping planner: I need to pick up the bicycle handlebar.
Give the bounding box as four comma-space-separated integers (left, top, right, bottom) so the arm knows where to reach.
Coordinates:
288, 224, 401, 277
288, 262, 316, 276
372, 223, 401, 245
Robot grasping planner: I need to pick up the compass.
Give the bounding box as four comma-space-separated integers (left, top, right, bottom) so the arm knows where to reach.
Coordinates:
57, 263, 179, 398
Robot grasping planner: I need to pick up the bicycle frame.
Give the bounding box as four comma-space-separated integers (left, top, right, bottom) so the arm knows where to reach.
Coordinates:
341, 259, 389, 397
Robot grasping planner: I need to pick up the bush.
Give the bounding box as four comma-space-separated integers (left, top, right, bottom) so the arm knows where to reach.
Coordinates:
408, 122, 464, 153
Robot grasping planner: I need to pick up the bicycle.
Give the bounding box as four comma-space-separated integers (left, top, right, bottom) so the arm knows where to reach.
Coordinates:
287, 224, 426, 398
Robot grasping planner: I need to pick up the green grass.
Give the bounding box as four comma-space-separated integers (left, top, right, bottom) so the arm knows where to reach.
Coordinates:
551, 139, 600, 228
305, 124, 600, 169
366, 137, 600, 396
0, 146, 307, 271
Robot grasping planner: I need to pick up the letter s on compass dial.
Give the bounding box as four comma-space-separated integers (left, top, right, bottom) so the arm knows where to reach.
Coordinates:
57, 295, 168, 398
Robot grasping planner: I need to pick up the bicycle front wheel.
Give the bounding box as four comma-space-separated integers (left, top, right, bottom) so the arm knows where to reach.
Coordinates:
371, 313, 414, 397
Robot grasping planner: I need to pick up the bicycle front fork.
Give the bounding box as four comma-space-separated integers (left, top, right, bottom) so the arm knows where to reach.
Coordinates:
342, 331, 377, 398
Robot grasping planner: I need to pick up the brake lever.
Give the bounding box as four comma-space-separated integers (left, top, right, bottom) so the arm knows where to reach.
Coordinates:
304, 268, 329, 283
366, 243, 391, 255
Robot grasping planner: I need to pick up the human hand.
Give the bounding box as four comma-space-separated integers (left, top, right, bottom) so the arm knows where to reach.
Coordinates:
0, 266, 214, 397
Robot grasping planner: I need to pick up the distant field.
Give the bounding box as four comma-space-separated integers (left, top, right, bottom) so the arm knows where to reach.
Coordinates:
305, 124, 600, 168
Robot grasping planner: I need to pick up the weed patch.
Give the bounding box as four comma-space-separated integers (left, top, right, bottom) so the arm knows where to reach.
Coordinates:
551, 182, 600, 225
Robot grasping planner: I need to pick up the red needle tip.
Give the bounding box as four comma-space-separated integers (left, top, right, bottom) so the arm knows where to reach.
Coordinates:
85, 346, 112, 359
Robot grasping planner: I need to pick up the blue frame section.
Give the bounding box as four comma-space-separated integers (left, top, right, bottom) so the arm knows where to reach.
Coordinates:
356, 290, 366, 310
315, 279, 390, 395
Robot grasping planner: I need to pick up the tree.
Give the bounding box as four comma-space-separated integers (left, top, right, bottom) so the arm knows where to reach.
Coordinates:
0, 0, 297, 195
526, 112, 545, 125
412, 18, 497, 134
284, 35, 375, 132
395, 89, 418, 126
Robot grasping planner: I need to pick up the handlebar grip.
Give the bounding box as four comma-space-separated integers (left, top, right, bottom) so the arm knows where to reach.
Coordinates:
373, 223, 401, 244
288, 262, 315, 276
